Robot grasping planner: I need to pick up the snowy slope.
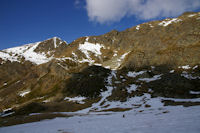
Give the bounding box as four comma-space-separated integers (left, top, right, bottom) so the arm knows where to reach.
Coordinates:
0, 37, 67, 65
0, 105, 200, 133
0, 42, 52, 65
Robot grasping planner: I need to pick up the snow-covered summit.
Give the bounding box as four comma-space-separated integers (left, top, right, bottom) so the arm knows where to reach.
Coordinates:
0, 42, 52, 65
0, 37, 67, 65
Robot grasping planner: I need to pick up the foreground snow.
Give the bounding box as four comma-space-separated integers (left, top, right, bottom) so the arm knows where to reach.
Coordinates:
1, 105, 200, 133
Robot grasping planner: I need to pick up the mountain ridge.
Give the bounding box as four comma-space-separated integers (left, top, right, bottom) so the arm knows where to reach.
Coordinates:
1, 11, 200, 68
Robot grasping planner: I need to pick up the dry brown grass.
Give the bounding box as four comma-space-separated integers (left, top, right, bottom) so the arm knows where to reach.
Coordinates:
162, 100, 200, 107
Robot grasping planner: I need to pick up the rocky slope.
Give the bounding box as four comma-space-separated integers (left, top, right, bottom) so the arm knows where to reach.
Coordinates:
0, 12, 200, 118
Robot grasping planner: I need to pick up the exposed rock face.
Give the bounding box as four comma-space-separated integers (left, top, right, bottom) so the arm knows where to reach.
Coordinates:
0, 12, 200, 115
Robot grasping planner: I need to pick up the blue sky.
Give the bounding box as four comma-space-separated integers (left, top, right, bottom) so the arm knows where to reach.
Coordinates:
0, 0, 200, 50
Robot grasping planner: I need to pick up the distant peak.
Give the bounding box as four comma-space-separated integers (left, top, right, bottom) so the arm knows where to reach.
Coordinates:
44, 37, 68, 47
52, 36, 61, 40
47, 36, 62, 41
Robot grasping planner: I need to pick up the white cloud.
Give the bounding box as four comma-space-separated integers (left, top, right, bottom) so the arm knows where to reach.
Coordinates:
85, 0, 200, 23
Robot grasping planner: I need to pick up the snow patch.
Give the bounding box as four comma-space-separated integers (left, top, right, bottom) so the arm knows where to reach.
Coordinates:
64, 96, 86, 104
158, 18, 182, 27
127, 84, 138, 93
94, 63, 102, 66
138, 74, 162, 82
193, 65, 198, 69
56, 56, 96, 66
42, 99, 50, 103
120, 52, 130, 60
0, 51, 19, 63
104, 66, 111, 69
151, 66, 155, 69
169, 70, 175, 73
149, 24, 154, 28
85, 37, 89, 42
79, 42, 104, 57
109, 52, 130, 70
179, 65, 191, 69
190, 91, 200, 95
98, 93, 161, 111
136, 25, 140, 30
181, 71, 200, 80
113, 50, 118, 57
72, 52, 78, 58
57, 62, 68, 70
79, 58, 95, 64
78, 41, 104, 65
188, 14, 196, 17
127, 71, 146, 78
107, 70, 117, 85
1, 108, 14, 117
2, 108, 12, 112
19, 89, 31, 97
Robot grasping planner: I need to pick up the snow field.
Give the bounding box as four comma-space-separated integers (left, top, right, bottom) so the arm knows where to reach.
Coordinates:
1, 105, 200, 133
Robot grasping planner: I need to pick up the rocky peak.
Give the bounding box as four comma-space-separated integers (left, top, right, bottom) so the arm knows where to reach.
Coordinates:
34, 37, 67, 52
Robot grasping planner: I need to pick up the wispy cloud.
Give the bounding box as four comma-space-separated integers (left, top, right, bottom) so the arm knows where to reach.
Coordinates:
74, 0, 83, 8
85, 0, 200, 23
75, 0, 80, 5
